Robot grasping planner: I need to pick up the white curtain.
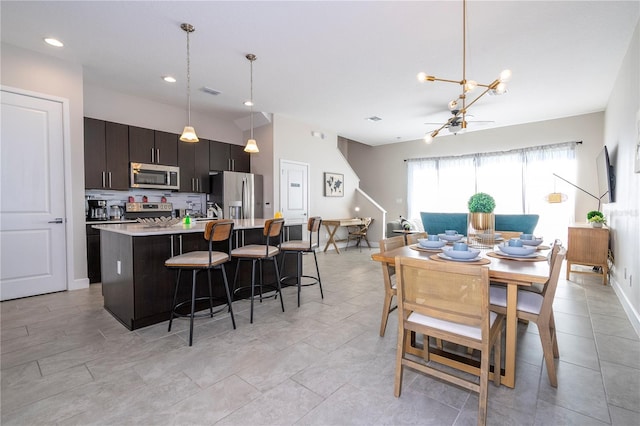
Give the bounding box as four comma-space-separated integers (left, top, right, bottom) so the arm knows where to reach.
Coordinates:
407, 142, 577, 241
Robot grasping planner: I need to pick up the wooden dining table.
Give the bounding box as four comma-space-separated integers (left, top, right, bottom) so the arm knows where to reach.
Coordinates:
371, 244, 550, 388
322, 218, 365, 253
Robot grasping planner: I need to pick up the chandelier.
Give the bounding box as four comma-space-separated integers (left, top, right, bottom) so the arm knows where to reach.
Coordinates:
418, 0, 511, 143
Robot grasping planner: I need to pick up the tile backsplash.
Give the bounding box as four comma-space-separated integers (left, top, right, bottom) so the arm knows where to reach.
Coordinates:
85, 189, 207, 217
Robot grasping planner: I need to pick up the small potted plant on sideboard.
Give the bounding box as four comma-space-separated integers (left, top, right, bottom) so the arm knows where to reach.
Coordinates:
587, 210, 606, 228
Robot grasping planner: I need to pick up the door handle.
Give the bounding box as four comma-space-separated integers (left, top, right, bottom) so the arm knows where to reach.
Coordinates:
156, 149, 160, 164
48, 218, 64, 224
151, 148, 155, 163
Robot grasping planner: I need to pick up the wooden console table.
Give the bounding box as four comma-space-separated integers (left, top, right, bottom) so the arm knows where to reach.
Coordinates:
566, 223, 609, 285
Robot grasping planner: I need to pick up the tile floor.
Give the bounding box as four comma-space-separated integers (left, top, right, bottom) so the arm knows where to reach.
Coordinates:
1, 248, 639, 425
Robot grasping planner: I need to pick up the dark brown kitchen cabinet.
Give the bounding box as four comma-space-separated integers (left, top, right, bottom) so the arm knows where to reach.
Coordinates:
84, 118, 129, 190
230, 144, 251, 172
129, 126, 178, 166
128, 125, 154, 164
178, 138, 210, 192
209, 140, 250, 172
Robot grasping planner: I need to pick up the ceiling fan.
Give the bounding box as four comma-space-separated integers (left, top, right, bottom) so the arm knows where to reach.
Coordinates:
424, 104, 494, 135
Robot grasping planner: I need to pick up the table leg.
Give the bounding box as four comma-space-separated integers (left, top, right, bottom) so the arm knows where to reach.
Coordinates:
503, 282, 518, 388
323, 224, 341, 253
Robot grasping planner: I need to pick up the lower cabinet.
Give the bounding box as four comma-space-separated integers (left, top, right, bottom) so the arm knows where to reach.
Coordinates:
86, 225, 101, 284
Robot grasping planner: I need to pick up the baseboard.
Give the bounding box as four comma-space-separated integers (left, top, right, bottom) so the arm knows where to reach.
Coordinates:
69, 277, 90, 291
610, 277, 640, 338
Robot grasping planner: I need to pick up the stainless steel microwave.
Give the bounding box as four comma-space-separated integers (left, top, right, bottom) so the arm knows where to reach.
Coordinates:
130, 163, 180, 190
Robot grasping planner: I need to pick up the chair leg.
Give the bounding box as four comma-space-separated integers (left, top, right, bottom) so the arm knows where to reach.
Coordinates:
296, 251, 302, 307
220, 264, 236, 329
478, 345, 489, 426
394, 325, 408, 397
207, 269, 214, 318
493, 330, 502, 387
538, 320, 558, 388
273, 257, 285, 313
250, 259, 256, 324
313, 251, 323, 299
168, 269, 182, 332
550, 311, 559, 358
232, 258, 242, 301
188, 270, 197, 346
380, 292, 393, 337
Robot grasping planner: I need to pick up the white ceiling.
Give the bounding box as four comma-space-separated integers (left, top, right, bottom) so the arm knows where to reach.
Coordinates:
2, 1, 638, 146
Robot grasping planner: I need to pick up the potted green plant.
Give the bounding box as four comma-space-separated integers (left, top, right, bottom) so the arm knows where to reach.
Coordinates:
587, 210, 606, 227
468, 192, 496, 232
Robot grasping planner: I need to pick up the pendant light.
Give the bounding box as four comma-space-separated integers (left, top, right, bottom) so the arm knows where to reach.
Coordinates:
179, 23, 198, 143
244, 53, 259, 153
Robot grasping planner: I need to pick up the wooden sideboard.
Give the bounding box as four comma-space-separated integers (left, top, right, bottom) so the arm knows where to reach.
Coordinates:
566, 223, 609, 285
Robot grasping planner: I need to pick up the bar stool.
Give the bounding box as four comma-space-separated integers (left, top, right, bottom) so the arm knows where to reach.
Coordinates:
279, 216, 323, 307
165, 220, 236, 346
231, 218, 285, 323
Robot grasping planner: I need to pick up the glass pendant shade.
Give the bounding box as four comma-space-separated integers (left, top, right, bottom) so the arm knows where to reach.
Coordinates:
244, 138, 259, 153
180, 126, 199, 143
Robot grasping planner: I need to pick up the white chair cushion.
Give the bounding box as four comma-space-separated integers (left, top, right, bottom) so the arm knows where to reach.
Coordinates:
231, 244, 279, 258
489, 285, 543, 315
165, 251, 229, 268
407, 311, 498, 340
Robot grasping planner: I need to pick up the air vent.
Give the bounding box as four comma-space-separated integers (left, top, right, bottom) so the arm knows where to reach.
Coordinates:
366, 116, 382, 122
201, 86, 222, 96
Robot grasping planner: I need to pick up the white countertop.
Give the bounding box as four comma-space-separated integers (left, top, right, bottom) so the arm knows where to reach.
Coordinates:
92, 218, 305, 237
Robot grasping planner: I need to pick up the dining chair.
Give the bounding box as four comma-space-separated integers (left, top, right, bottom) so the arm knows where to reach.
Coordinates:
489, 247, 566, 388
231, 218, 285, 323
378, 235, 406, 336
164, 219, 236, 346
394, 256, 503, 426
279, 216, 323, 307
346, 217, 373, 251
405, 232, 427, 245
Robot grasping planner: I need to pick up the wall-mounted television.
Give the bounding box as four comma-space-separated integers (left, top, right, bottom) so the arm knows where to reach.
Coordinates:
596, 145, 615, 204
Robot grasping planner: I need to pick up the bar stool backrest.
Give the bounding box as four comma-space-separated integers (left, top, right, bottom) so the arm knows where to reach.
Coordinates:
263, 218, 285, 256
308, 216, 322, 250
204, 219, 234, 262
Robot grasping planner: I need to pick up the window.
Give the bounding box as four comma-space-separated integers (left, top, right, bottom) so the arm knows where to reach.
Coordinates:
407, 143, 577, 241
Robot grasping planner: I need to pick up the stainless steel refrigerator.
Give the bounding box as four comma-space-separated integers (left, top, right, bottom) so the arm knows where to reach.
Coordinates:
209, 171, 263, 219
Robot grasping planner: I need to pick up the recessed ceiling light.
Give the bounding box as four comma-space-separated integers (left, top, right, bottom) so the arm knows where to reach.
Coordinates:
366, 116, 382, 122
162, 76, 177, 83
44, 38, 64, 47
244, 100, 254, 106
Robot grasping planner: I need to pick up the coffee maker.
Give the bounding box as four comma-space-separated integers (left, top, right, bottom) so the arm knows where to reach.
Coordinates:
87, 199, 108, 221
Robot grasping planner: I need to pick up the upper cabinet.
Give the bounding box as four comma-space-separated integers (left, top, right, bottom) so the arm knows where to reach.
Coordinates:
84, 118, 129, 190
129, 126, 178, 166
210, 141, 250, 173
178, 139, 210, 193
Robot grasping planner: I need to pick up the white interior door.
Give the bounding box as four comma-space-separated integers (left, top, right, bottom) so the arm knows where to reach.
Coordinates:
280, 160, 308, 222
1, 90, 67, 300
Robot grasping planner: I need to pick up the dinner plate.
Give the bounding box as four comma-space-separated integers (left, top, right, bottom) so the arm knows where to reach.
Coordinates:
437, 252, 482, 262
417, 238, 446, 249
438, 233, 464, 242
520, 238, 543, 246
498, 243, 537, 256
442, 247, 481, 259
497, 250, 539, 258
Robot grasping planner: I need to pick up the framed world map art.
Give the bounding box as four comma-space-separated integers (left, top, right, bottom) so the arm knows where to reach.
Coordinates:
324, 172, 344, 197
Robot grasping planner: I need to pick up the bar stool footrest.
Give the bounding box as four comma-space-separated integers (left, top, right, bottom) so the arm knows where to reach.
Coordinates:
280, 275, 320, 288
172, 297, 229, 319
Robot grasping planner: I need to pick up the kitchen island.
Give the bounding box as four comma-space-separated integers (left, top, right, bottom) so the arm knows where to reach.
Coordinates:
94, 219, 303, 330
